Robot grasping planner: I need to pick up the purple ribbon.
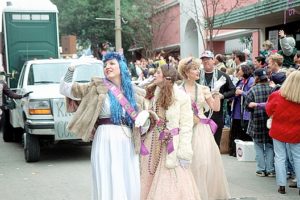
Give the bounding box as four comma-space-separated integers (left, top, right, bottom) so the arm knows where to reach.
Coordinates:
159, 128, 179, 154
192, 102, 218, 135
140, 140, 149, 156
140, 119, 165, 156
191, 101, 200, 116
200, 118, 218, 135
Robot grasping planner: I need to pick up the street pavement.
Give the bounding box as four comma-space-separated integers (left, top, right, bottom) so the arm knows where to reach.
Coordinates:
223, 155, 299, 200
0, 132, 299, 200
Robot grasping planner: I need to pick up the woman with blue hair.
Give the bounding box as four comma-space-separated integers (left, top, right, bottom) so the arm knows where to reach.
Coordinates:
60, 52, 146, 200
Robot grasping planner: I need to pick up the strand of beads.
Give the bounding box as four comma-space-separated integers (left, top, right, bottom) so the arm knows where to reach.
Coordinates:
147, 102, 165, 175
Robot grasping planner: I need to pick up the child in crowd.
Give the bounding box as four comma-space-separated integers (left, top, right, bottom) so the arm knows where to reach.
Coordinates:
278, 30, 297, 68
259, 40, 274, 59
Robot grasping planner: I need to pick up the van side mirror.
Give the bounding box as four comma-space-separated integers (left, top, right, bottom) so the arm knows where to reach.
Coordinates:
11, 70, 18, 79
0, 70, 18, 79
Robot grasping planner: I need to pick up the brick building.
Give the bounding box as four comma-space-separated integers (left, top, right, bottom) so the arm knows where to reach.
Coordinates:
145, 0, 300, 59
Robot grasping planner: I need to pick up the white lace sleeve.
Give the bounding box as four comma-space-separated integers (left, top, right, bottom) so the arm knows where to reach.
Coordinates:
59, 78, 80, 100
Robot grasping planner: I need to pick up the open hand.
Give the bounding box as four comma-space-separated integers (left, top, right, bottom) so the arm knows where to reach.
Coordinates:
69, 56, 96, 70
212, 76, 226, 92
279, 30, 285, 38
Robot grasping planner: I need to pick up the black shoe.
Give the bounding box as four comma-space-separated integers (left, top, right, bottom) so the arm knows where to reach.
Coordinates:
267, 172, 276, 177
278, 186, 286, 194
256, 171, 266, 177
289, 182, 297, 188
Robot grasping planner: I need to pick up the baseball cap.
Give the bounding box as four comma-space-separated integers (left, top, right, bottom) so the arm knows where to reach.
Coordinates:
271, 72, 286, 85
200, 50, 214, 59
254, 68, 268, 80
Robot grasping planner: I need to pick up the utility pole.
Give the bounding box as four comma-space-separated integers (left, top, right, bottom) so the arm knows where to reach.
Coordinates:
115, 0, 122, 50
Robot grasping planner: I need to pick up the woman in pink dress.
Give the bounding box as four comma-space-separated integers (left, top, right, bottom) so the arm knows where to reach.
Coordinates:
178, 57, 231, 200
136, 64, 201, 200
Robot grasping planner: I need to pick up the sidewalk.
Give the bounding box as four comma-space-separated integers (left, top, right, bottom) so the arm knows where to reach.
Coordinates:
222, 155, 299, 200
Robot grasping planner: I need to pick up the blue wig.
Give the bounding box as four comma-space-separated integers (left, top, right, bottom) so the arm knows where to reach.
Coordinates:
103, 52, 138, 127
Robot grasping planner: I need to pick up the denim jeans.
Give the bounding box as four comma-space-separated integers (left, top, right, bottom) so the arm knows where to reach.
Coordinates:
286, 144, 295, 176
273, 139, 300, 187
289, 142, 300, 188
254, 141, 275, 173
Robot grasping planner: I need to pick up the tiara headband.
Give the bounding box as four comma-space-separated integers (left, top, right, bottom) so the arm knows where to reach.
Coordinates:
186, 58, 193, 65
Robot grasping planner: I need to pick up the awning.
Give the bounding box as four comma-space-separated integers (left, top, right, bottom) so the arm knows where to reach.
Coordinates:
154, 43, 180, 52
127, 46, 143, 52
212, 29, 255, 41
213, 0, 300, 29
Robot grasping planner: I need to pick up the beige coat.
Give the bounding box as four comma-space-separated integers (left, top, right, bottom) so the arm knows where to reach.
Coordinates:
66, 77, 146, 153
148, 84, 194, 168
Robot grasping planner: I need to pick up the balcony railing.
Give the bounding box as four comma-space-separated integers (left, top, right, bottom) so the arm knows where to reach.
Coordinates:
213, 0, 300, 28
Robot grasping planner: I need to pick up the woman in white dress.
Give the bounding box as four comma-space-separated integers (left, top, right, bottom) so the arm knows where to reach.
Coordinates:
60, 52, 146, 200
178, 57, 231, 200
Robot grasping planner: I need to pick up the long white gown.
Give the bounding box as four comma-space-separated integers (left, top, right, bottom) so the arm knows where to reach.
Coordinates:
187, 85, 231, 200
91, 95, 140, 200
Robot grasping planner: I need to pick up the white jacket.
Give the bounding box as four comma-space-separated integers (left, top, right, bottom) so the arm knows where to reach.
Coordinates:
149, 84, 194, 168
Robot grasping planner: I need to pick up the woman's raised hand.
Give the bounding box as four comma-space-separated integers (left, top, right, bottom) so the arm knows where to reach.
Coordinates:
69, 56, 96, 71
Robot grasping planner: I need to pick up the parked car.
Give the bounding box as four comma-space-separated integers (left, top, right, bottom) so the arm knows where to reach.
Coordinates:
2, 58, 103, 162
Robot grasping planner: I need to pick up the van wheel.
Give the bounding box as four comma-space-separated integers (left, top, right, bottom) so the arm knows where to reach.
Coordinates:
24, 133, 40, 162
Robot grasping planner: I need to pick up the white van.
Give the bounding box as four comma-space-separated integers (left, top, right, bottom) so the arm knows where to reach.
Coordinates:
2, 58, 103, 162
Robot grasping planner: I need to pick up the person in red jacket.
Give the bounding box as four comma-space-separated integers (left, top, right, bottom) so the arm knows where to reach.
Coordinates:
266, 70, 300, 196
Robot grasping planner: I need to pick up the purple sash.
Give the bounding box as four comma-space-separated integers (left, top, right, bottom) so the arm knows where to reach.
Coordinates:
103, 79, 138, 121
103, 79, 150, 155
159, 128, 179, 154
192, 101, 218, 135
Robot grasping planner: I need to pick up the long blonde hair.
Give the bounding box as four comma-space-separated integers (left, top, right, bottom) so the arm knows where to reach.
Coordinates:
280, 70, 300, 103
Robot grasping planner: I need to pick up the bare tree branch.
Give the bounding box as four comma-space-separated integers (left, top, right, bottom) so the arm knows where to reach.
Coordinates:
182, 0, 247, 51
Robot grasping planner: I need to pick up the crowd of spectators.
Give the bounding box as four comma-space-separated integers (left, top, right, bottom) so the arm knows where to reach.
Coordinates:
125, 29, 300, 196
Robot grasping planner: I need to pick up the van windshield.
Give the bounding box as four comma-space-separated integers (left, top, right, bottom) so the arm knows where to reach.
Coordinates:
27, 62, 103, 85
